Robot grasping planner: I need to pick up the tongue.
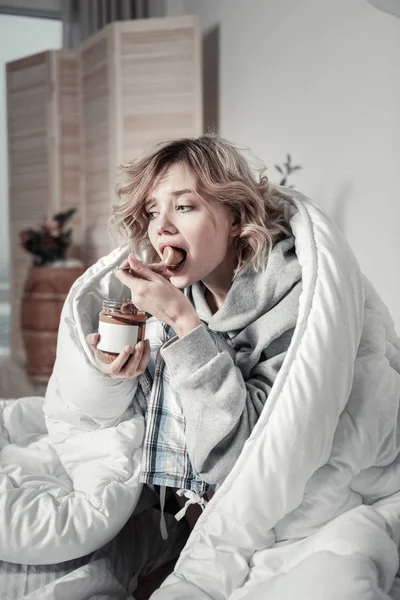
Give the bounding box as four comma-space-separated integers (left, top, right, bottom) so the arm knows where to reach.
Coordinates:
162, 246, 185, 267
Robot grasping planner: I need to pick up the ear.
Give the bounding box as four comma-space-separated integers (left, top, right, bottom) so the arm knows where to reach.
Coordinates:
230, 224, 241, 237
229, 212, 241, 238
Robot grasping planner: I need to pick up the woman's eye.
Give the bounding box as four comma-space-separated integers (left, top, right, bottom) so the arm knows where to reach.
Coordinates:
176, 205, 193, 212
146, 211, 157, 220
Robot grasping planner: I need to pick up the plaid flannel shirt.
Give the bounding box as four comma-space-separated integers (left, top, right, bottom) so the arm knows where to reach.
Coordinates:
138, 320, 211, 494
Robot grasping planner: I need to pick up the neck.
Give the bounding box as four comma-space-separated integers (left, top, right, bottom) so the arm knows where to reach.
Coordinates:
203, 269, 235, 314
201, 246, 237, 314
204, 286, 225, 314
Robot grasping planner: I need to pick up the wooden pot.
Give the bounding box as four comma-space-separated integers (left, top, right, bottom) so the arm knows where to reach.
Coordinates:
21, 266, 85, 382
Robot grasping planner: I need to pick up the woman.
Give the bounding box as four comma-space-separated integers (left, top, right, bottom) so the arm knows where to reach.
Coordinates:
87, 135, 302, 517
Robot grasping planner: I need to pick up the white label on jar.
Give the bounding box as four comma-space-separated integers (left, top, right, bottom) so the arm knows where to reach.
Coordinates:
97, 321, 139, 354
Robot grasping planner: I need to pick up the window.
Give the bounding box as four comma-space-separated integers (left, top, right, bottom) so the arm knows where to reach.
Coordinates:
0, 14, 62, 353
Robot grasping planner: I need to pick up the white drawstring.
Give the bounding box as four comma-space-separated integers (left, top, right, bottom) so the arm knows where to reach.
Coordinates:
174, 489, 208, 521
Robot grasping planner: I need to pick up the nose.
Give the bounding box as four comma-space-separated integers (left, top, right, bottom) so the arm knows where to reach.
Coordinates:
155, 211, 178, 235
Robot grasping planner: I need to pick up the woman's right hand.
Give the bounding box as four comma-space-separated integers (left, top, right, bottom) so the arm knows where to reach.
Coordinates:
86, 333, 150, 379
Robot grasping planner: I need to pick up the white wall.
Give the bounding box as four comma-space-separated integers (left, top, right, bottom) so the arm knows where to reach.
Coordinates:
171, 0, 400, 329
0, 14, 62, 282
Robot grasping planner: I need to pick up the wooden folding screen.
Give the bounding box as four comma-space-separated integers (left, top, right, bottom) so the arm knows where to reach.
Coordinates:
7, 50, 81, 360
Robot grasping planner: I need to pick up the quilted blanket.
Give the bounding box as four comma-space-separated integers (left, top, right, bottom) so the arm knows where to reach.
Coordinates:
0, 241, 156, 566
0, 188, 399, 600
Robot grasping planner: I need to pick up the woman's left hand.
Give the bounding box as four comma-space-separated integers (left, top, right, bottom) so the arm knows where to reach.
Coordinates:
115, 254, 201, 337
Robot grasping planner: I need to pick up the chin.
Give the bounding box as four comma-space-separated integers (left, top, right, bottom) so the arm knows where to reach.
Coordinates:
170, 275, 190, 289
170, 272, 198, 289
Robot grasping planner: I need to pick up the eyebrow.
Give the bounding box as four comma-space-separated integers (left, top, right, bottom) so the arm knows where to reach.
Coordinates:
145, 189, 195, 208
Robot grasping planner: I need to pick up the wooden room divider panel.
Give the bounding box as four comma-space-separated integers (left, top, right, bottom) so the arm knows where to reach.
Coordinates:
119, 16, 202, 161
56, 51, 83, 254
80, 32, 111, 264
7, 50, 81, 361
80, 15, 202, 265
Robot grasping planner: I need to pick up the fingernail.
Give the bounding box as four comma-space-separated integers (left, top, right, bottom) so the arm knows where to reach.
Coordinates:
94, 333, 99, 342
125, 344, 131, 353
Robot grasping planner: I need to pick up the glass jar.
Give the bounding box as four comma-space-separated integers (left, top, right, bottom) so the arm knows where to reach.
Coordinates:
97, 298, 147, 363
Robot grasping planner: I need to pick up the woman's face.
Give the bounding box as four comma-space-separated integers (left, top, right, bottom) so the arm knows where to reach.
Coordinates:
146, 163, 239, 289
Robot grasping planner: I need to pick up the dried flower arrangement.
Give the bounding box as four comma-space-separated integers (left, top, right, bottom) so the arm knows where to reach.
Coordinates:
19, 208, 77, 266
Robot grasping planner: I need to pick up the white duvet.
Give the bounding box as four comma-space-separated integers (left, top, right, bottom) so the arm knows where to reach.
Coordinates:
0, 189, 399, 599
0, 247, 146, 565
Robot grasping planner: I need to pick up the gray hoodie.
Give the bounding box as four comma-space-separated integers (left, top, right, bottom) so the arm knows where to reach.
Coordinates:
160, 236, 302, 486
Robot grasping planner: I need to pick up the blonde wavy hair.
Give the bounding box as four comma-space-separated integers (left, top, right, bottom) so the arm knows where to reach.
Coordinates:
112, 134, 291, 277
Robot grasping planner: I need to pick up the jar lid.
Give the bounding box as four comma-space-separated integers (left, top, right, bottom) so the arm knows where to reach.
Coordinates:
102, 298, 144, 315
102, 298, 123, 310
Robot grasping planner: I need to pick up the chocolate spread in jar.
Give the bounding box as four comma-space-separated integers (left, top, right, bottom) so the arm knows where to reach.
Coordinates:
97, 298, 147, 363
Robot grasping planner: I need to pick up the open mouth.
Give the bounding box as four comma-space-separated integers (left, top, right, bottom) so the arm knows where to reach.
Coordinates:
166, 247, 187, 271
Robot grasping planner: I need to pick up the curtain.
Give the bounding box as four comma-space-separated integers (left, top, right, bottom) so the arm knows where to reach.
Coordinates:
61, 0, 149, 49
